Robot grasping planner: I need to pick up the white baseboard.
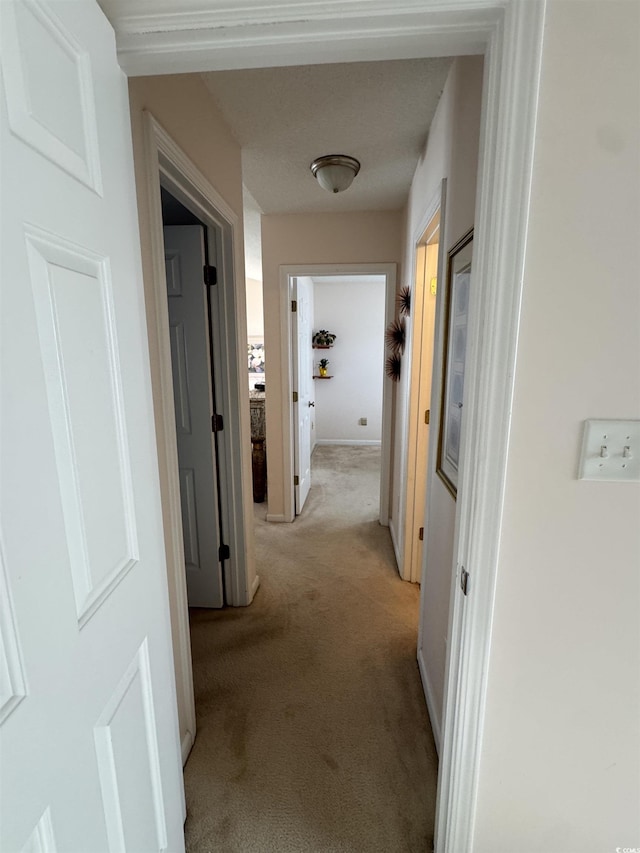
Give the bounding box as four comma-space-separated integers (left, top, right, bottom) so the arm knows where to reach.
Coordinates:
388, 518, 401, 573
181, 729, 195, 766
418, 646, 441, 756
266, 513, 290, 523
315, 439, 382, 446
248, 573, 260, 604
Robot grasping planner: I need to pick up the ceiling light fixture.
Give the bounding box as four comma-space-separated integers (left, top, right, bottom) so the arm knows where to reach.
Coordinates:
310, 154, 361, 194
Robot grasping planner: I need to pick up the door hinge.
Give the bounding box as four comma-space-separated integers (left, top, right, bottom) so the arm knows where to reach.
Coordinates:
294, 475, 299, 486
424, 409, 430, 425
418, 527, 424, 541
203, 264, 217, 286
460, 567, 470, 596
211, 413, 224, 432
291, 300, 297, 312
219, 544, 230, 562
292, 391, 298, 403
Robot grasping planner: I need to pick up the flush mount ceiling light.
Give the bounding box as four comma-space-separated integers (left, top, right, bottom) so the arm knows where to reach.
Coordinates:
310, 154, 361, 194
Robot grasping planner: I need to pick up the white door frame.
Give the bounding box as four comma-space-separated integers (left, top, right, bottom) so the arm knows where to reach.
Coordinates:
397, 181, 446, 583
274, 263, 397, 525
111, 1, 546, 848
432, 8, 546, 850
140, 112, 257, 761
290, 276, 313, 515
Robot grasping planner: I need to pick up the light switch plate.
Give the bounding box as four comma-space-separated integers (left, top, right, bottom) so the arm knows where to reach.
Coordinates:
578, 419, 640, 481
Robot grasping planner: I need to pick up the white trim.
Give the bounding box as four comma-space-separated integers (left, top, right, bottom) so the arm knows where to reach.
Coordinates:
144, 112, 255, 608
274, 263, 396, 527
388, 517, 401, 574
315, 439, 382, 446
265, 513, 288, 523
141, 112, 197, 762
398, 181, 446, 583
418, 646, 442, 756
380, 264, 397, 528
141, 111, 258, 770
111, 4, 498, 76
248, 573, 260, 603
111, 0, 499, 35
434, 4, 546, 851
180, 730, 195, 767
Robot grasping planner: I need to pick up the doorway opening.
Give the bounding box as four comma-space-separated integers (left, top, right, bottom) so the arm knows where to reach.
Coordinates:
274, 263, 397, 525
159, 188, 226, 609
290, 273, 387, 516
141, 113, 259, 768
401, 198, 443, 584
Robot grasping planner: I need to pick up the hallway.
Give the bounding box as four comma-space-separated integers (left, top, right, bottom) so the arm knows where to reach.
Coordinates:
184, 445, 438, 852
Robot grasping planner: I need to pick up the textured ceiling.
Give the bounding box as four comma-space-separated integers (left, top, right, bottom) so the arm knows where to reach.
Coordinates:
202, 57, 452, 215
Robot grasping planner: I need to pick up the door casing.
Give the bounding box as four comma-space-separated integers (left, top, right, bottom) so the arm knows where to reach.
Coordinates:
275, 263, 397, 525
291, 276, 314, 515
399, 187, 444, 586
139, 112, 259, 764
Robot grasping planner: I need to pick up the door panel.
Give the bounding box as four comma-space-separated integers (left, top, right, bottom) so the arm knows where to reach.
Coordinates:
25, 227, 138, 626
94, 641, 168, 852
0, 2, 184, 850
2, 0, 102, 192
293, 277, 313, 513
164, 225, 224, 608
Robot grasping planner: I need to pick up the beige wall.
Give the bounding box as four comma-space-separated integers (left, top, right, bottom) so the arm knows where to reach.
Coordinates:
261, 210, 403, 519
128, 74, 256, 750
474, 2, 640, 849
392, 56, 484, 741
313, 277, 386, 442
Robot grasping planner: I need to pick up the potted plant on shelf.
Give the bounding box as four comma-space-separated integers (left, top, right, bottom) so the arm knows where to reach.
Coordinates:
312, 329, 336, 348
318, 358, 330, 377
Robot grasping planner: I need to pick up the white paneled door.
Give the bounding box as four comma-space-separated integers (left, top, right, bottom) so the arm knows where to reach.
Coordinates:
0, 1, 185, 850
164, 225, 224, 608
292, 277, 313, 514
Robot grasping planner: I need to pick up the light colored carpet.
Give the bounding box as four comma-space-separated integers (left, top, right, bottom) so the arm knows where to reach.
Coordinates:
184, 445, 438, 852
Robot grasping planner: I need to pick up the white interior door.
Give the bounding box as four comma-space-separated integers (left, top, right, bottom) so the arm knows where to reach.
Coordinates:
292, 277, 313, 514
403, 212, 440, 583
0, 2, 185, 850
164, 225, 224, 608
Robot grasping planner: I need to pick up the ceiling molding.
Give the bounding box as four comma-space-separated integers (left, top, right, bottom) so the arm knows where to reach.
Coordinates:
104, 1, 504, 34
99, 0, 501, 75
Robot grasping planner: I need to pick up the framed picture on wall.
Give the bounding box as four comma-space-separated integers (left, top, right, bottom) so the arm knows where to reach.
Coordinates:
248, 339, 265, 373
248, 337, 265, 391
437, 228, 473, 498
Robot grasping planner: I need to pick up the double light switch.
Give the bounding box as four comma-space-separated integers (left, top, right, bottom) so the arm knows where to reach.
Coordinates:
578, 419, 640, 482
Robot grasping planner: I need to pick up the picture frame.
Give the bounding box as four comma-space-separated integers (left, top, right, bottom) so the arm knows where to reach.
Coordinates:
247, 338, 265, 373
437, 228, 473, 498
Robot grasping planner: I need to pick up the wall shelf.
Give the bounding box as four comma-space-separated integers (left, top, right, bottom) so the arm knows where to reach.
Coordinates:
313, 375, 333, 379
312, 344, 333, 349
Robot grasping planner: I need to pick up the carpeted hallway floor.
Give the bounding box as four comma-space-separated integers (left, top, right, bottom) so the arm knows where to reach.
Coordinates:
184, 445, 438, 852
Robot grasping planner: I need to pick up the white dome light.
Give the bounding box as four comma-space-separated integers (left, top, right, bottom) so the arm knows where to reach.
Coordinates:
310, 155, 361, 194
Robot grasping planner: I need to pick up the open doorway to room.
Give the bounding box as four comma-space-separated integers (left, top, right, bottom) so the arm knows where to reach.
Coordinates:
292, 273, 387, 515
401, 199, 443, 584
243, 186, 268, 506
139, 114, 259, 770
159, 187, 226, 609
278, 264, 397, 524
